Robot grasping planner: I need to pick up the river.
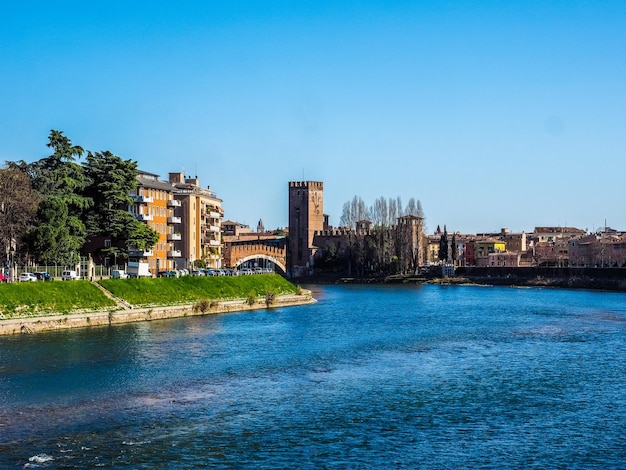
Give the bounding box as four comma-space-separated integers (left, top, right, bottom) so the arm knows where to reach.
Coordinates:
1, 284, 625, 468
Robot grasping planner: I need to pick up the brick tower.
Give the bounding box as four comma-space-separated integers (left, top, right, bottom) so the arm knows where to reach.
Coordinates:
288, 181, 324, 276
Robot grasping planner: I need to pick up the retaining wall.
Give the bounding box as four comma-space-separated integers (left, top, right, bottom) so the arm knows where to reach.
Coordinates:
0, 293, 315, 336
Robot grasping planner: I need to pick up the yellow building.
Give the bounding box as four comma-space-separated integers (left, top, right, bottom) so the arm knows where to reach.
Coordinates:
168, 173, 224, 269
474, 239, 506, 266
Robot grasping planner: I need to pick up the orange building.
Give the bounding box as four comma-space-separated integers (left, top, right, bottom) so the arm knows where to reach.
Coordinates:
128, 171, 181, 275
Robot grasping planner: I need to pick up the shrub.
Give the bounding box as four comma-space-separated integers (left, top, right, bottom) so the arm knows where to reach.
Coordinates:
246, 292, 256, 306
265, 290, 276, 307
193, 298, 211, 313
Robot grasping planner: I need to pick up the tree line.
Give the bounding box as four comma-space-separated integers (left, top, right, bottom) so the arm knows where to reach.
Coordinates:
317, 195, 426, 276
0, 130, 159, 268
339, 195, 424, 229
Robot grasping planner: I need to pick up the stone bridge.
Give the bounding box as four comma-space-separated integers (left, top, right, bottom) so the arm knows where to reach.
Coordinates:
222, 237, 287, 274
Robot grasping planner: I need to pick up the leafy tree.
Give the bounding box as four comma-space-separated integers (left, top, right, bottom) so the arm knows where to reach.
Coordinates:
127, 221, 160, 252
28, 196, 85, 265
82, 150, 158, 261
438, 225, 449, 263
0, 166, 39, 263
24, 131, 91, 265
451, 232, 458, 264
193, 259, 207, 269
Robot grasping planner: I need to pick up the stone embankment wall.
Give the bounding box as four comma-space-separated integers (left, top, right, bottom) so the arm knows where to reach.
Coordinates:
454, 266, 626, 290
0, 292, 315, 336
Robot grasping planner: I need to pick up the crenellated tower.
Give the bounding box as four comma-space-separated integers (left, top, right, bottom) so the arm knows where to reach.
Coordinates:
288, 181, 324, 275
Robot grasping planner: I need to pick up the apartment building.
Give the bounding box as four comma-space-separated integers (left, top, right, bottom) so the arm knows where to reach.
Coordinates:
129, 170, 181, 275
168, 173, 223, 269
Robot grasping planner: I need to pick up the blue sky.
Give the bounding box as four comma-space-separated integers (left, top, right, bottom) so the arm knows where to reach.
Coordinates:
1, 1, 624, 234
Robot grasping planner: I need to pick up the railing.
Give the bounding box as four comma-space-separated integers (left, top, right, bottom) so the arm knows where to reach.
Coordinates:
167, 199, 181, 207
133, 195, 154, 203
136, 213, 153, 221
167, 233, 182, 241
167, 250, 182, 258
167, 216, 182, 224
128, 250, 153, 257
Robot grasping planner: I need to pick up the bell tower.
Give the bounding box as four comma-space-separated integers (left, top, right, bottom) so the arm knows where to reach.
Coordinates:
288, 181, 324, 276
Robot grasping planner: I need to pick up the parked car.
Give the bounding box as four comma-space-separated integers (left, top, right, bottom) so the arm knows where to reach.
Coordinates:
158, 270, 178, 278
19, 272, 38, 282
111, 269, 129, 279
0, 272, 9, 283
61, 270, 79, 281
34, 272, 52, 281
239, 268, 253, 275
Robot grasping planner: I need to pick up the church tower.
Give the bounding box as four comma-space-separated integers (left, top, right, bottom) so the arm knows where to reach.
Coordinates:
288, 181, 324, 276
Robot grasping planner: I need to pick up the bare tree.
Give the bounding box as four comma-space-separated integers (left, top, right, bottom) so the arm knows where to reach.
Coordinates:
339, 195, 369, 228
0, 166, 39, 263
388, 198, 398, 225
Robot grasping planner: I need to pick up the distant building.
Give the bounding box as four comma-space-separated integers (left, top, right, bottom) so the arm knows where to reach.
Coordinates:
222, 220, 251, 237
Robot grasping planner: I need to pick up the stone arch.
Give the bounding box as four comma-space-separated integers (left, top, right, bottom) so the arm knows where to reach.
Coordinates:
234, 254, 286, 274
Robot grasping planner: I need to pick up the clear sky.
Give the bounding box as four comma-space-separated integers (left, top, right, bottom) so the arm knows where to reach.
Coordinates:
1, 1, 624, 234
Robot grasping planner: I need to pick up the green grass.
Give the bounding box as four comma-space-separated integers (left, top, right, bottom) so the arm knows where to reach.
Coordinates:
0, 281, 117, 318
100, 274, 298, 307
0, 275, 299, 318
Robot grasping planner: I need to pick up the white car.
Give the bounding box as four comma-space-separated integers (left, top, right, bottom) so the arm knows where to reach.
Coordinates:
61, 270, 79, 281
111, 269, 129, 279
18, 273, 38, 282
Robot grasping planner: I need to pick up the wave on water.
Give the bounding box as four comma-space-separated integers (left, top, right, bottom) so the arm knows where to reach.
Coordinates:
25, 453, 54, 466
122, 439, 152, 446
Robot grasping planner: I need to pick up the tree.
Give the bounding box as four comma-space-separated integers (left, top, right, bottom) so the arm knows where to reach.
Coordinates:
127, 221, 160, 252
82, 150, 157, 261
28, 196, 85, 265
339, 195, 368, 228
0, 166, 39, 264
438, 225, 449, 263
451, 233, 458, 265
24, 131, 91, 265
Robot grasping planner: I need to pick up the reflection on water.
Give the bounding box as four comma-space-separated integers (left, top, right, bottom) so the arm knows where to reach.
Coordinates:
1, 285, 625, 468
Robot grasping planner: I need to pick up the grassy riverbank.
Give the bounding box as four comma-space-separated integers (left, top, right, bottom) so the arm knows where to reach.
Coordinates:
0, 275, 299, 319
100, 274, 298, 307
0, 281, 117, 317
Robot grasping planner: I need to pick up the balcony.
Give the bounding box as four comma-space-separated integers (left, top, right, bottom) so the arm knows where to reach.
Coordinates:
136, 213, 153, 221
167, 199, 181, 207
167, 250, 182, 258
133, 195, 154, 204
167, 233, 182, 241
209, 239, 221, 246
167, 216, 182, 224
208, 225, 220, 233
128, 249, 153, 258
208, 211, 221, 219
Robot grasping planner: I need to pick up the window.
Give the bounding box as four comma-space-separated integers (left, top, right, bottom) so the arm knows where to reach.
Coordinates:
104, 239, 111, 248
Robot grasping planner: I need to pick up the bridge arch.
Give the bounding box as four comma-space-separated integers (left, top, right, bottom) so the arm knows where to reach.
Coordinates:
234, 254, 286, 274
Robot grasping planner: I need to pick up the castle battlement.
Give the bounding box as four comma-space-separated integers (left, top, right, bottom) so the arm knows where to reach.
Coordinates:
289, 181, 323, 190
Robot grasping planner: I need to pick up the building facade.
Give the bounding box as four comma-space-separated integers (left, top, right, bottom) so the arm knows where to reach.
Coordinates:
129, 170, 181, 275
287, 181, 325, 275
168, 173, 223, 269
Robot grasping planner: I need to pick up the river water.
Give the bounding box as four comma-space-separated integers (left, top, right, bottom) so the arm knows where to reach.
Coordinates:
1, 284, 625, 468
